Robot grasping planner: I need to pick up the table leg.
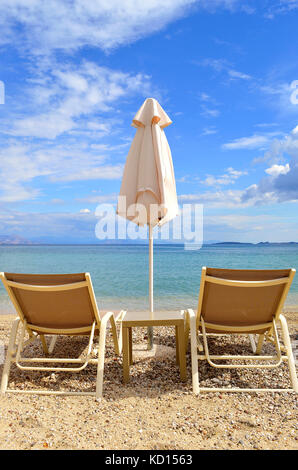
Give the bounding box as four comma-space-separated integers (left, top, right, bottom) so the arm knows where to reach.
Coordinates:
123, 326, 130, 383
175, 326, 180, 365
129, 327, 133, 365
177, 324, 187, 382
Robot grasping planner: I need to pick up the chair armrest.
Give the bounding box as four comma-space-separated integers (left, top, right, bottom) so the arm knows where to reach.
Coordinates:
184, 308, 196, 324
114, 310, 126, 322
100, 311, 114, 328
187, 308, 196, 318
102, 311, 125, 356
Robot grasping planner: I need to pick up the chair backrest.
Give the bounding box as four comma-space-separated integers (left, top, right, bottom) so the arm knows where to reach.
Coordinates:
0, 272, 100, 331
197, 267, 295, 328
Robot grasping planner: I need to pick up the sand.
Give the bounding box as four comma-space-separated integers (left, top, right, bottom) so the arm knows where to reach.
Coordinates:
0, 311, 297, 450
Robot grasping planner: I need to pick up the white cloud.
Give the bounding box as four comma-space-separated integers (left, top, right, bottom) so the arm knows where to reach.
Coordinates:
254, 123, 279, 129
200, 167, 247, 186
241, 125, 298, 204
260, 81, 298, 116
201, 126, 217, 136
60, 165, 123, 182
200, 106, 220, 118
266, 0, 298, 17
179, 189, 249, 208
0, 59, 152, 201
222, 133, 282, 150
7, 61, 152, 139
79, 208, 91, 213
198, 58, 228, 72
0, 1, 250, 55
265, 163, 290, 177
0, 143, 124, 202
179, 186, 280, 208
198, 92, 220, 118
0, 0, 230, 54
199, 92, 211, 102
228, 69, 251, 80
77, 193, 118, 204
196, 58, 252, 81
179, 123, 298, 208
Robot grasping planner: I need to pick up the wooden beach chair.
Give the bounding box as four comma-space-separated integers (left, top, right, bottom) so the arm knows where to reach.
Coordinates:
0, 272, 125, 400
184, 267, 297, 393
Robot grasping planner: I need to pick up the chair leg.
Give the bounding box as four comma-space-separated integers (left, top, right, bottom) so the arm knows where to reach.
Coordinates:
177, 324, 187, 382
189, 313, 199, 394
40, 335, 49, 355
122, 327, 130, 384
256, 334, 265, 355
117, 319, 123, 355
128, 328, 133, 365
48, 335, 57, 354
249, 334, 256, 353
175, 326, 180, 365
1, 318, 20, 394
110, 315, 121, 356
95, 323, 108, 401
279, 315, 298, 393
183, 311, 190, 353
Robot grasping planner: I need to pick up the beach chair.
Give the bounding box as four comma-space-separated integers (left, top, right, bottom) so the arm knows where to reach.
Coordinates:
184, 267, 298, 393
0, 272, 125, 400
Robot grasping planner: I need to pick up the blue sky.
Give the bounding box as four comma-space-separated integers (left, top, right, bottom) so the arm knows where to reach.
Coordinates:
0, 0, 298, 243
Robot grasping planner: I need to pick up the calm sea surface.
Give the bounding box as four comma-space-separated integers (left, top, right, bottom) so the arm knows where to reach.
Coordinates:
0, 244, 297, 314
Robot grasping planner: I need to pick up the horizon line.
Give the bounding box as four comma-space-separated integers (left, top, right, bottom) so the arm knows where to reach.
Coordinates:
0, 241, 298, 247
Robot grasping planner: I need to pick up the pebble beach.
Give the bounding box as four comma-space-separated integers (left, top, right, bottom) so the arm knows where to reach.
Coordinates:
0, 311, 297, 450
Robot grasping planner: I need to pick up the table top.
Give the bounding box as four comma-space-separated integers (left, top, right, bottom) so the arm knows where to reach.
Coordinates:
122, 310, 185, 327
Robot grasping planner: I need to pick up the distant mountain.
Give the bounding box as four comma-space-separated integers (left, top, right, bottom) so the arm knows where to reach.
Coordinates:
256, 241, 298, 246
211, 242, 253, 246
0, 235, 34, 245
210, 241, 298, 246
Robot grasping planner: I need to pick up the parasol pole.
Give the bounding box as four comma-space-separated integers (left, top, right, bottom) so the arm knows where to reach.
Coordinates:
147, 224, 154, 349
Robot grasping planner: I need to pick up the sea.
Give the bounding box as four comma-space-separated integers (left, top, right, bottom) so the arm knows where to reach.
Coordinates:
0, 244, 297, 314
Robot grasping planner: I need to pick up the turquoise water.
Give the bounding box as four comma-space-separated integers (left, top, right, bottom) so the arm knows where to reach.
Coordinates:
0, 244, 297, 314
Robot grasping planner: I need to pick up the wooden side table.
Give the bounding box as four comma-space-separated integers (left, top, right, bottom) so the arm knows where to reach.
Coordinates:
121, 311, 187, 384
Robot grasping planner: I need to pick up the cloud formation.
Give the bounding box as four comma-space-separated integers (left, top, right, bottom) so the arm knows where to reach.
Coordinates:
180, 125, 298, 208
0, 0, 197, 53
200, 167, 248, 186
241, 127, 298, 204
6, 61, 152, 139
222, 133, 283, 150
0, 60, 152, 202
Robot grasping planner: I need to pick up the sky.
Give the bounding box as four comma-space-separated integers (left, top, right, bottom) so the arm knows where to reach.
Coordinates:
0, 0, 298, 244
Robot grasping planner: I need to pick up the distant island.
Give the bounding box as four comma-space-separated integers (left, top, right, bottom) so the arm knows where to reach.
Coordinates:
210, 242, 298, 247
0, 235, 34, 245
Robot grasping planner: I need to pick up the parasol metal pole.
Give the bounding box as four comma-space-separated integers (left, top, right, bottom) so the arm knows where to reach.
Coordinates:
147, 224, 154, 350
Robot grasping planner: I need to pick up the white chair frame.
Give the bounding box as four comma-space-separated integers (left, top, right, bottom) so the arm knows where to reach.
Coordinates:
0, 272, 125, 401
184, 267, 298, 394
